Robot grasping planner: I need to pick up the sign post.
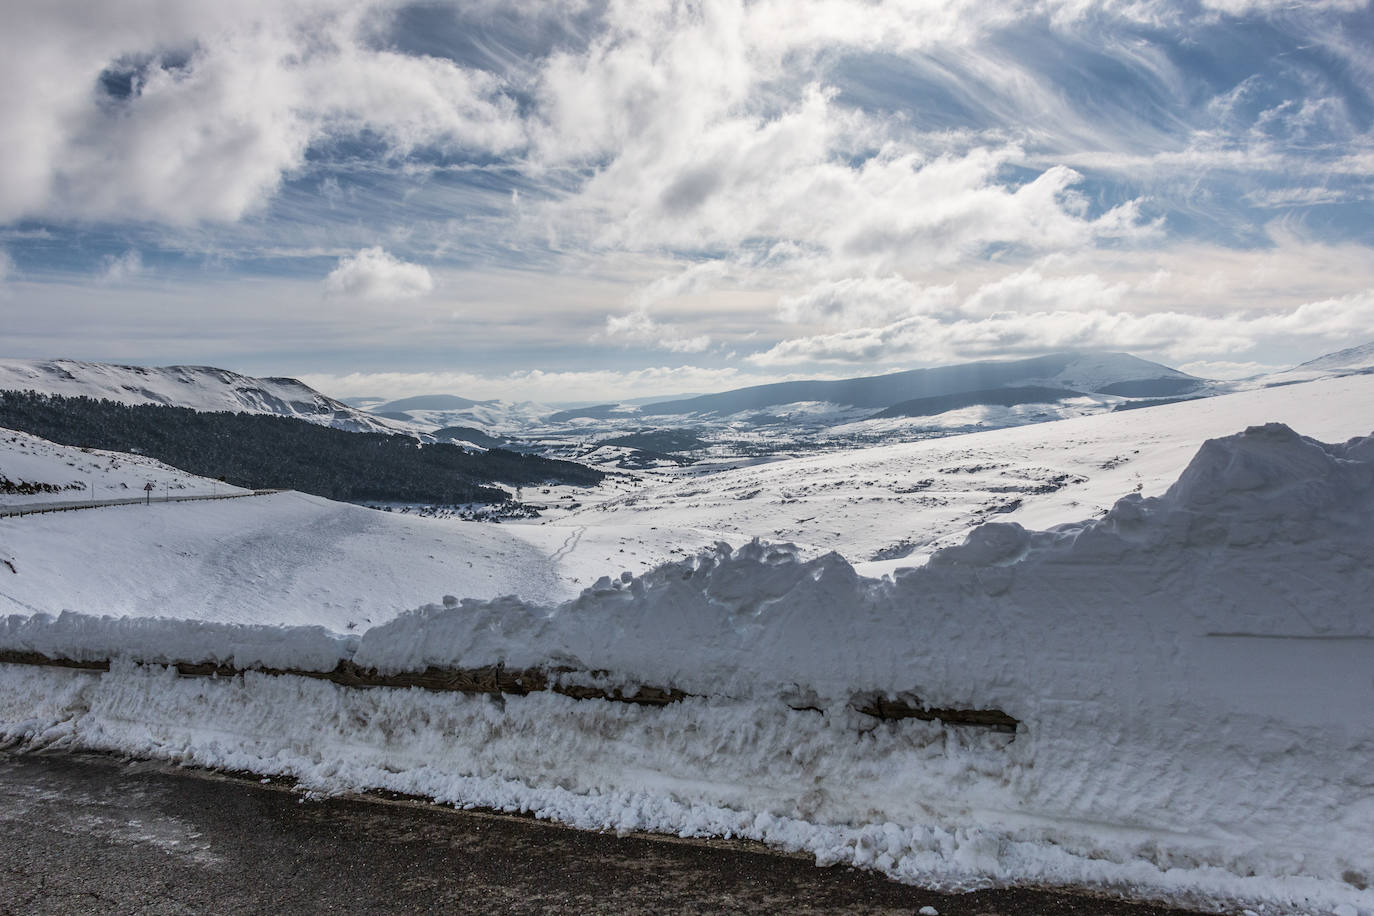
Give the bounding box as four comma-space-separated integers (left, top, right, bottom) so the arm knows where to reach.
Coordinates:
144, 482, 154, 505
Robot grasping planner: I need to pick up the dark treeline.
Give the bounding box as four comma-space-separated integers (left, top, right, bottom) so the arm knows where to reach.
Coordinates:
0, 391, 602, 505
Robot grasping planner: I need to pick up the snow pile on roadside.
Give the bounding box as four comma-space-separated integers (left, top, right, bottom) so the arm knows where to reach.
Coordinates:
0, 611, 354, 672
356, 423, 1374, 700
1, 423, 1372, 914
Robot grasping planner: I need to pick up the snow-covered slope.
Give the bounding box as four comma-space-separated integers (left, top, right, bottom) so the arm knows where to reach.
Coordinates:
0, 490, 718, 630
3, 420, 1372, 914
572, 374, 1374, 573
1259, 340, 1374, 386
0, 427, 251, 507
0, 359, 411, 435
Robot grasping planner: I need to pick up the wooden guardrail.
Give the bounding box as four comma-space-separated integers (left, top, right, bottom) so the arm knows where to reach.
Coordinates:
0, 650, 1019, 730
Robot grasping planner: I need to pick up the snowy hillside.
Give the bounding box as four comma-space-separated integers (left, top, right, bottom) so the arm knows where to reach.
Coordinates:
1, 427, 250, 508
0, 359, 411, 435
2, 416, 1372, 914
1258, 340, 1374, 386
0, 484, 716, 629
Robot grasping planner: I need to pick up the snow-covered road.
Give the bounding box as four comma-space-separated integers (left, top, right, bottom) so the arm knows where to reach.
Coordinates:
0, 489, 279, 519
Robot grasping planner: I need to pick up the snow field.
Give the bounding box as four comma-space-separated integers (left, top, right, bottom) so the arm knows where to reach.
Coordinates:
1, 421, 1372, 913
0, 489, 728, 629
567, 374, 1374, 574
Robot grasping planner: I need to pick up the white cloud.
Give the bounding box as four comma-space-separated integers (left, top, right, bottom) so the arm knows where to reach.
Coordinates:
602, 308, 711, 353
0, 249, 13, 283
960, 268, 1130, 316
98, 249, 143, 284
748, 288, 1374, 367
324, 247, 434, 299
3, 0, 1373, 379
777, 276, 955, 327
1176, 359, 1280, 379
0, 1, 524, 225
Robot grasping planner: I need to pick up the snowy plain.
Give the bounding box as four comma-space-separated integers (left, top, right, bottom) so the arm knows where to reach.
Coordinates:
1, 372, 1372, 914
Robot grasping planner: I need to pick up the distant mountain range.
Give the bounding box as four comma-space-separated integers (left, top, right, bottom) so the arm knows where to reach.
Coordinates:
4, 345, 1368, 468
569, 352, 1200, 421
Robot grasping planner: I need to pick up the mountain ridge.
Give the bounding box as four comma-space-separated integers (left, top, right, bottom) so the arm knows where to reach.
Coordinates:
0, 358, 409, 436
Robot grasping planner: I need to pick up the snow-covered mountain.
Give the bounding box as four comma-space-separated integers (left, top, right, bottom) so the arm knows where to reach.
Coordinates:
0, 358, 411, 435
1258, 340, 1374, 386
634, 350, 1199, 416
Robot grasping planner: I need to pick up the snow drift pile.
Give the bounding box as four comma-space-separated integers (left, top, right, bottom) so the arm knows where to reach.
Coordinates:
1, 423, 1372, 914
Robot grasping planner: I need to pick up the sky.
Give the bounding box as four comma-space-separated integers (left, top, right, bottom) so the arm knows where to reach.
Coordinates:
1, 0, 1372, 402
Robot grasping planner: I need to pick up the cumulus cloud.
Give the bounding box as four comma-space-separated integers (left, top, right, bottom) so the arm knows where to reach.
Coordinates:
1176, 359, 1281, 379
777, 276, 956, 327
960, 268, 1131, 316
748, 288, 1374, 366
3, 0, 1374, 375
324, 247, 434, 300
602, 308, 711, 353
0, 1, 523, 225
98, 249, 143, 284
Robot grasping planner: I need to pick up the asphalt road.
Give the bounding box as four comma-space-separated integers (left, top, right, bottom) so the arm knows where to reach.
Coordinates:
0, 751, 1217, 916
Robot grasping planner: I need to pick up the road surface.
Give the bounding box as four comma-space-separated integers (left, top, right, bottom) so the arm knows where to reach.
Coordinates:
0, 490, 281, 519
0, 751, 1213, 915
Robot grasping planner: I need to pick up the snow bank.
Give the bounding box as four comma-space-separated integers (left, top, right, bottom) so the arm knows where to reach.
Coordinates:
1, 423, 1371, 913
355, 423, 1374, 702
0, 611, 354, 672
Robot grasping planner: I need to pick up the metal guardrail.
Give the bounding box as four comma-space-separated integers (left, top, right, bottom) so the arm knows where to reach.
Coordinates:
0, 489, 284, 519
